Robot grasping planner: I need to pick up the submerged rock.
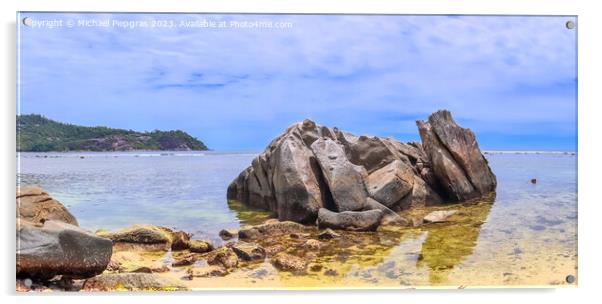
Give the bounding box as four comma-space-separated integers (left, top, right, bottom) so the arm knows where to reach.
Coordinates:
186, 265, 228, 278
171, 253, 197, 267
316, 208, 383, 231
17, 220, 112, 280
303, 239, 322, 250
82, 273, 186, 291
238, 220, 310, 239
363, 197, 409, 226
207, 247, 239, 269
219, 228, 239, 240
271, 253, 307, 273
423, 210, 458, 223
227, 110, 496, 230
318, 228, 341, 240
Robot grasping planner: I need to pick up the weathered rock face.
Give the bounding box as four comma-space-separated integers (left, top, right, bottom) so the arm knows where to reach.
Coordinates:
310, 137, 369, 212
366, 160, 414, 208
271, 253, 307, 273
17, 186, 78, 226
207, 247, 239, 269
316, 208, 383, 231
417, 110, 496, 201
189, 240, 214, 253
228, 110, 496, 230
232, 242, 266, 261
16, 187, 112, 280
17, 220, 112, 279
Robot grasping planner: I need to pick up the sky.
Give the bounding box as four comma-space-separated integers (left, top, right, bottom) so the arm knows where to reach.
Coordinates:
18, 13, 577, 151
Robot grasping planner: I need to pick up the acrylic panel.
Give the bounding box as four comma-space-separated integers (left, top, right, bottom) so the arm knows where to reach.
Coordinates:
16, 12, 577, 291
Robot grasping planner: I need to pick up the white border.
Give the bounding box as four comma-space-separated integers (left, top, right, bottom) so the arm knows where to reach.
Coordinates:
2, 1, 601, 304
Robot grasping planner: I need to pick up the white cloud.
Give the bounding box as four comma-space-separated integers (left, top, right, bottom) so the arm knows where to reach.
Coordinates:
18, 13, 577, 149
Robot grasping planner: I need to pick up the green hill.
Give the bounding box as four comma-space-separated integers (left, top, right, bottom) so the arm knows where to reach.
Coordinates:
17, 114, 208, 152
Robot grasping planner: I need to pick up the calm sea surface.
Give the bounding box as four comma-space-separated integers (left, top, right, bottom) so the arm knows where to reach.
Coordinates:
17, 151, 578, 287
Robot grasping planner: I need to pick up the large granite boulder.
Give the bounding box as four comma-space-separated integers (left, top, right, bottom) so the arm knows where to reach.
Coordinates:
310, 137, 369, 212
228, 120, 325, 223
17, 186, 78, 226
366, 160, 414, 208
17, 220, 112, 279
228, 110, 496, 230
417, 110, 496, 201
16, 186, 112, 280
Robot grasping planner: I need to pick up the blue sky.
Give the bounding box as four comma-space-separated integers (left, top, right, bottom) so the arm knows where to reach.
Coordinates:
18, 13, 577, 151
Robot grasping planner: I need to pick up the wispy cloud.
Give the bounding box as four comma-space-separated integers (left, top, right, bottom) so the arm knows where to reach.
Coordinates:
18, 13, 577, 150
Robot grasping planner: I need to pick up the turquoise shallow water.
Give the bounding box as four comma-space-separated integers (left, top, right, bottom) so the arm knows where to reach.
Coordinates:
17, 151, 577, 255
17, 151, 256, 242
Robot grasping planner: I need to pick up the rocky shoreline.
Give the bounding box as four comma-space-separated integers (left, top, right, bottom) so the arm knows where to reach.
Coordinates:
17, 185, 491, 291
16, 110, 499, 291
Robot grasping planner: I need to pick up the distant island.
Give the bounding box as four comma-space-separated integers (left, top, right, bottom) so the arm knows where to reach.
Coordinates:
17, 114, 208, 152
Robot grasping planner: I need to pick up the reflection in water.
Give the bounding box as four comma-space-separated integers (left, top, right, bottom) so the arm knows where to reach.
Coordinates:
415, 199, 495, 284
226, 199, 274, 226
224, 193, 497, 287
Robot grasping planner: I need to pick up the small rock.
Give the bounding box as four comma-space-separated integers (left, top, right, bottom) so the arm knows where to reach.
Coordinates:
207, 247, 239, 269
423, 210, 458, 223
232, 242, 266, 261
411, 217, 424, 227
219, 228, 239, 240
238, 221, 309, 239
189, 240, 214, 253
271, 253, 307, 273
324, 268, 338, 276
303, 239, 322, 250
102, 224, 173, 247
264, 244, 287, 255
170, 231, 190, 251
171, 254, 197, 267
318, 228, 340, 240
150, 264, 170, 273
309, 264, 323, 272
126, 266, 153, 273
317, 208, 383, 231
186, 265, 228, 278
